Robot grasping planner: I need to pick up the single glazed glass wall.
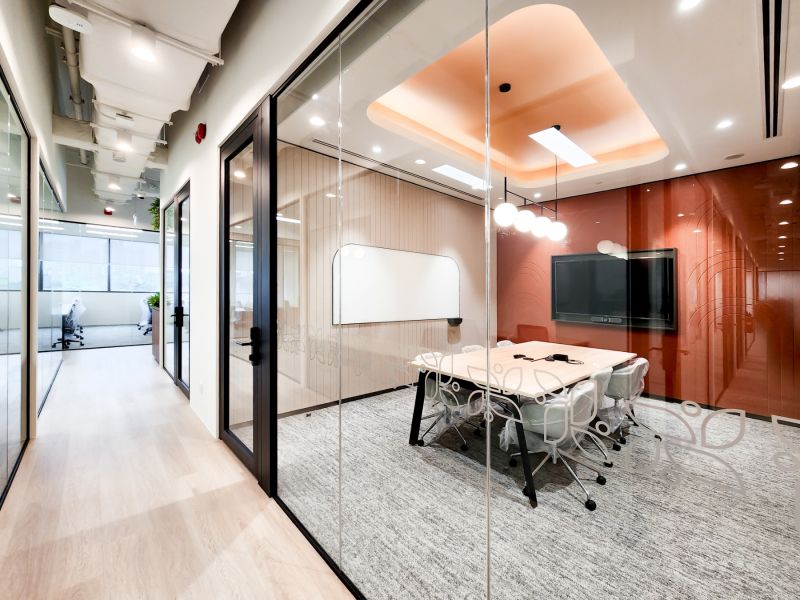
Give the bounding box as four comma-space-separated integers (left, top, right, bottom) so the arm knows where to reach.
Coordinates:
274, 1, 800, 599
36, 169, 64, 412
38, 221, 159, 351
0, 72, 28, 498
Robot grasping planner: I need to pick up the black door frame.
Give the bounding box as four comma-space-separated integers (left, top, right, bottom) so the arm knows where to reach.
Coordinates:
218, 109, 270, 476
163, 182, 190, 398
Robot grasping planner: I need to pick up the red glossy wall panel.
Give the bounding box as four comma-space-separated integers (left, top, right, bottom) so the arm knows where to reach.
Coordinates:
497, 157, 800, 418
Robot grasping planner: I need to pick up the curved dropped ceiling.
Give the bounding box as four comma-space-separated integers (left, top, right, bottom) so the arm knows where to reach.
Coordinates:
367, 4, 668, 188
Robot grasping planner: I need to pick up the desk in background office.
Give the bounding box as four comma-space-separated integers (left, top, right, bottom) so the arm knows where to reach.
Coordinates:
409, 341, 635, 507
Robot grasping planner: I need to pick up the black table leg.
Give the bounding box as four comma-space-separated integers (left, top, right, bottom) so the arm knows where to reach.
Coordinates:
512, 409, 538, 508
409, 370, 427, 446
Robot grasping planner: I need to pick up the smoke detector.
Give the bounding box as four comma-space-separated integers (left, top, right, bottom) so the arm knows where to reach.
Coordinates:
48, 3, 93, 34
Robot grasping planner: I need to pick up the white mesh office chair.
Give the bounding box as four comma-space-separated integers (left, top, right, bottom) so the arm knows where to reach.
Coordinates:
606, 357, 654, 443
501, 379, 606, 511
73, 298, 87, 338
414, 352, 482, 451
496, 340, 514, 348
138, 297, 151, 334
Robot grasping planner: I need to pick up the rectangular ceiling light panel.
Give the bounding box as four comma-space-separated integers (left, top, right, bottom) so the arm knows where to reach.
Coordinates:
432, 164, 488, 190
529, 127, 597, 168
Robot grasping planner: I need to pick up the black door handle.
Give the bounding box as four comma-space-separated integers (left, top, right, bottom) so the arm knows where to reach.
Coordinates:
247, 326, 261, 366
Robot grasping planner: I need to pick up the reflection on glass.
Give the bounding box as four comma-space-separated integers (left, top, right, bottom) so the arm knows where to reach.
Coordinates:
163, 204, 176, 377
227, 142, 254, 451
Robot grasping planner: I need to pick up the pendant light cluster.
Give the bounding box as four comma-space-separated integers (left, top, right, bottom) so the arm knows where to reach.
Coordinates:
493, 155, 568, 241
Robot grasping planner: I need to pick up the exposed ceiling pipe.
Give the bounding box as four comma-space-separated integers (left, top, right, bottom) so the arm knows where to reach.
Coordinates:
61, 25, 88, 165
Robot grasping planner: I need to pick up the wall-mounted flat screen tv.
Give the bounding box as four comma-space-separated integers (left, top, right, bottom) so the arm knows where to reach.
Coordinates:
551, 249, 677, 331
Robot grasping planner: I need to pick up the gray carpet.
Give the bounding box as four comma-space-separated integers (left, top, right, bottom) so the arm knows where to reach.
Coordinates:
278, 388, 800, 600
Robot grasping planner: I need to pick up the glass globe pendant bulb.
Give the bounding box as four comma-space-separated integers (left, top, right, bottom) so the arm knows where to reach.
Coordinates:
493, 202, 518, 227
531, 215, 551, 238
548, 220, 567, 241
514, 209, 535, 233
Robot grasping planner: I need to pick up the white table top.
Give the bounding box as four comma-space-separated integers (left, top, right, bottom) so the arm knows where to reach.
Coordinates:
411, 341, 635, 398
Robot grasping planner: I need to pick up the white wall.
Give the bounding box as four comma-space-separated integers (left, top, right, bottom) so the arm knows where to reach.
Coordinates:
161, 0, 356, 434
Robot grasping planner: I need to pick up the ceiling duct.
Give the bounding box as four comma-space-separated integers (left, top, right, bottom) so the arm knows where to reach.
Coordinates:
759, 0, 790, 138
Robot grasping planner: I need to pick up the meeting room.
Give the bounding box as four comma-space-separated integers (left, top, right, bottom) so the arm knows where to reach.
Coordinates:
271, 1, 800, 598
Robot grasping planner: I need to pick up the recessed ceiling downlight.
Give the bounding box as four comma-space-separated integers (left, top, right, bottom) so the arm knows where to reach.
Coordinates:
782, 161, 799, 170
49, 3, 93, 34
725, 153, 744, 160
678, 0, 702, 12
716, 119, 733, 130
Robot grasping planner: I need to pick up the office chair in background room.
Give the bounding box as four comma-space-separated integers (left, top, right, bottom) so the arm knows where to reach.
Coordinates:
414, 352, 483, 451
607, 357, 655, 442
53, 301, 85, 348
72, 298, 87, 340
497, 340, 514, 348
501, 379, 607, 511
138, 297, 152, 335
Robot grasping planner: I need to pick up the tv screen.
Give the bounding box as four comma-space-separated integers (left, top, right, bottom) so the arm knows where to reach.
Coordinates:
551, 249, 676, 330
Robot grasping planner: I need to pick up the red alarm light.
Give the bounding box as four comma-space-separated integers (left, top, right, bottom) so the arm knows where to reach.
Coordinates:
195, 122, 207, 144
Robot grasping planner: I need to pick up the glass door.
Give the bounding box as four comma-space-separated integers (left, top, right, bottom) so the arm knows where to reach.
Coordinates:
220, 114, 261, 472
163, 183, 190, 397
177, 194, 190, 394
163, 202, 176, 378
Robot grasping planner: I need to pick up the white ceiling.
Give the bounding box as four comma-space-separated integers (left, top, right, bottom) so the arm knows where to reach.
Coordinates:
279, 0, 800, 205
64, 0, 239, 203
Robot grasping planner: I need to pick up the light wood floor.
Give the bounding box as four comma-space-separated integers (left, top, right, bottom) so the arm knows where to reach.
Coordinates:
0, 345, 353, 600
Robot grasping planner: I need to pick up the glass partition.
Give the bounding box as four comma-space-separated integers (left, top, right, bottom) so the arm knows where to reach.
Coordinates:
0, 71, 28, 496
36, 169, 64, 412
273, 1, 800, 598
38, 221, 159, 350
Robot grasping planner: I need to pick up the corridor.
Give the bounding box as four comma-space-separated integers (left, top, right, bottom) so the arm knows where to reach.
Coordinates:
0, 346, 351, 599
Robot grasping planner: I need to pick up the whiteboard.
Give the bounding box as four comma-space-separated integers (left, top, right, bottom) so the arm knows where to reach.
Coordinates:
332, 244, 460, 325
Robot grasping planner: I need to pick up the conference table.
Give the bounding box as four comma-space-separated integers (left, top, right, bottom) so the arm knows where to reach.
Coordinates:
408, 341, 635, 507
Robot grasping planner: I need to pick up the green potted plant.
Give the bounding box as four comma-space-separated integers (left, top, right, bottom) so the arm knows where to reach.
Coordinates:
147, 292, 160, 308
148, 198, 160, 231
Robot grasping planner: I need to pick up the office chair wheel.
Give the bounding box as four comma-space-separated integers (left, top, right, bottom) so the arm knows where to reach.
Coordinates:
79, 342, 85, 346
603, 461, 613, 469
522, 486, 529, 497
508, 458, 517, 467
460, 443, 469, 451
473, 428, 481, 437
612, 443, 621, 451
596, 475, 606, 485
654, 434, 662, 441
416, 440, 425, 447
585, 499, 597, 511
618, 436, 627, 445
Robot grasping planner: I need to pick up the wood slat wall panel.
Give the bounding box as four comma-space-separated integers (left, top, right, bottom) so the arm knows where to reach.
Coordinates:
277, 143, 493, 412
